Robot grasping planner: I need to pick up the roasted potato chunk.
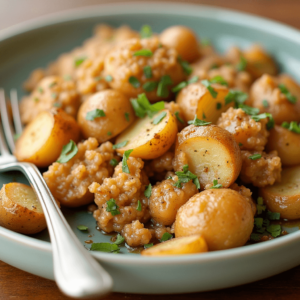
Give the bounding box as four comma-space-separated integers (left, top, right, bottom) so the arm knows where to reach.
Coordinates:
14, 108, 80, 167
174, 124, 242, 189
260, 165, 300, 220
141, 235, 208, 256
0, 183, 47, 234
174, 189, 254, 250
115, 109, 178, 159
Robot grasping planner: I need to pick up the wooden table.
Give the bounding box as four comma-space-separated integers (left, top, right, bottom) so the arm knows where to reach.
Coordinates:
1, 0, 300, 299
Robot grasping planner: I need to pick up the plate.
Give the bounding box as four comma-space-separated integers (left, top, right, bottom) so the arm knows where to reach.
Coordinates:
1, 2, 300, 294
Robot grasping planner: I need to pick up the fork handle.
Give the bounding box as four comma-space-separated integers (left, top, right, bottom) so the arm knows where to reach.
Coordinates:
0, 162, 113, 298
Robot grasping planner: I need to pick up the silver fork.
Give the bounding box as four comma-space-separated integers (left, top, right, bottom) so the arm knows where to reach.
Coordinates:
0, 89, 113, 298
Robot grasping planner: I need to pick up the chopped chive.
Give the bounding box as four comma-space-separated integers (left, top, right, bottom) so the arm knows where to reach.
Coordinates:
144, 243, 153, 249
188, 115, 211, 126
129, 76, 140, 88
74, 57, 86, 67
34, 97, 39, 102
278, 84, 297, 104
172, 81, 187, 93
239, 104, 260, 116
266, 224, 281, 238
178, 57, 193, 75
140, 25, 152, 38
216, 102, 222, 110
134, 49, 153, 57
49, 82, 57, 88
239, 143, 243, 147
225, 90, 248, 106
236, 56, 247, 72
157, 75, 173, 98
131, 93, 164, 118
136, 200, 142, 211
143, 65, 153, 79
262, 99, 269, 107
160, 232, 173, 242
209, 75, 228, 86
202, 112, 206, 119
281, 121, 300, 134
187, 76, 199, 84
248, 153, 262, 160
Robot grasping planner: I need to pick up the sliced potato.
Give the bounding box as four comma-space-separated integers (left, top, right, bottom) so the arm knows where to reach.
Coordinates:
266, 125, 300, 166
174, 124, 242, 189
115, 109, 178, 159
141, 235, 208, 256
176, 82, 232, 123
260, 165, 300, 220
0, 183, 47, 234
14, 108, 80, 167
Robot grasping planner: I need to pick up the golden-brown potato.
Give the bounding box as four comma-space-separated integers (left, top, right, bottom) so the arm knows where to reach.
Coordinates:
0, 183, 47, 234
141, 235, 208, 256
260, 165, 300, 220
77, 90, 135, 143
266, 125, 300, 166
174, 124, 242, 189
14, 108, 80, 167
176, 82, 232, 123
243, 45, 278, 79
149, 178, 198, 226
160, 26, 200, 63
174, 189, 254, 250
115, 109, 178, 159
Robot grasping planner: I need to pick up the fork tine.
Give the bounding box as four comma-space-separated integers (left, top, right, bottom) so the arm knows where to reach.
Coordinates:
10, 89, 23, 135
0, 88, 15, 152
0, 90, 11, 156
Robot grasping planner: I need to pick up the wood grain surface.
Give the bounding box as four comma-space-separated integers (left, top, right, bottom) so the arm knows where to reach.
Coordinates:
1, 0, 300, 299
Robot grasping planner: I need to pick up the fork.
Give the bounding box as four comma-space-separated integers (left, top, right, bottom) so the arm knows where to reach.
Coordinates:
0, 89, 113, 298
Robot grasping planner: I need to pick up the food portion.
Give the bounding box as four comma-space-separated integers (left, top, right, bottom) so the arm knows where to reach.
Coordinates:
6, 23, 300, 255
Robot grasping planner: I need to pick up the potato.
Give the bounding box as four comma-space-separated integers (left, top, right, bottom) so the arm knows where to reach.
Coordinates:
243, 45, 278, 79
260, 165, 300, 220
174, 189, 254, 251
0, 183, 47, 234
77, 90, 135, 143
141, 235, 208, 256
176, 82, 232, 123
115, 109, 178, 159
14, 108, 80, 168
160, 26, 199, 63
266, 125, 300, 166
174, 124, 242, 189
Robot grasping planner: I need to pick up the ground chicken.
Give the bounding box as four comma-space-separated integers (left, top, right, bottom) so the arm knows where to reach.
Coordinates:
149, 177, 198, 226
20, 76, 80, 124
121, 220, 152, 247
149, 224, 173, 240
43, 138, 116, 207
217, 107, 269, 151
89, 157, 151, 233
240, 150, 281, 187
104, 36, 186, 102
250, 74, 300, 124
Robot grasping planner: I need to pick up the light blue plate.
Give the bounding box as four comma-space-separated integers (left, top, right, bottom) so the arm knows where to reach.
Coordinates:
1, 2, 300, 294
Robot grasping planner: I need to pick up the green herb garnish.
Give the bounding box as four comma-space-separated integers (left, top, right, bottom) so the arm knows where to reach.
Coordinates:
125, 112, 130, 122
174, 111, 184, 124
278, 84, 297, 104
187, 76, 199, 84
49, 82, 57, 88
105, 75, 113, 82
137, 200, 142, 211
143, 66, 153, 78
248, 153, 262, 160
77, 225, 88, 231
175, 164, 200, 189
239, 143, 243, 147
157, 75, 173, 97
144, 183, 152, 198
113, 234, 125, 245
85, 109, 106, 121
53, 102, 61, 107
266, 211, 280, 221
38, 87, 43, 94
57, 140, 78, 163
178, 57, 193, 75
201, 39, 211, 47
257, 197, 266, 214
262, 99, 269, 107
188, 115, 212, 126
131, 93, 164, 118
129, 76, 141, 88
266, 224, 281, 238
281, 121, 300, 134
216, 102, 222, 110
144, 243, 153, 249
225, 90, 248, 106
209, 75, 228, 86
251, 113, 275, 130
210, 179, 222, 189
201, 79, 218, 98
110, 158, 118, 167
153, 111, 167, 125
236, 56, 247, 71
106, 198, 121, 216
113, 140, 128, 149
107, 131, 112, 136
74, 57, 86, 67
140, 25, 152, 38
51, 93, 57, 99
172, 81, 187, 93
160, 232, 173, 242
34, 97, 39, 103
238, 104, 260, 116
90, 242, 120, 253
143, 81, 158, 92
122, 149, 133, 173
134, 49, 153, 57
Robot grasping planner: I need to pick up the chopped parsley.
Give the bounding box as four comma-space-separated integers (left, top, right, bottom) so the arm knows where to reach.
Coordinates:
238, 104, 260, 116
178, 57, 193, 75
248, 153, 262, 160
49, 81, 57, 88
282, 121, 300, 134
144, 243, 153, 249
188, 115, 212, 126
129, 76, 141, 88
224, 90, 248, 106
77, 225, 88, 231
174, 164, 200, 189
202, 112, 206, 119
157, 75, 173, 97
57, 140, 78, 163
153, 111, 167, 125
210, 180, 222, 189
131, 93, 164, 118
90, 242, 120, 253
85, 109, 106, 121
187, 76, 199, 84
136, 200, 142, 211
262, 99, 269, 107
266, 224, 281, 238
134, 49, 153, 57
64, 75, 72, 81
38, 87, 43, 94
107, 131, 112, 136
144, 183, 152, 198
252, 113, 275, 130
160, 232, 173, 242
266, 211, 280, 221
236, 56, 247, 71
124, 112, 130, 122
113, 140, 128, 149
105, 75, 113, 82
140, 25, 152, 38
201, 79, 218, 98
278, 84, 297, 104
53, 102, 61, 107
172, 81, 187, 93
110, 158, 118, 167
239, 143, 243, 147
257, 197, 266, 215
106, 198, 121, 216
209, 75, 228, 86
216, 102, 222, 110
143, 81, 158, 92
113, 234, 125, 245
74, 57, 86, 67
174, 111, 184, 124
51, 92, 57, 99
122, 149, 133, 173
34, 97, 39, 103
143, 66, 153, 78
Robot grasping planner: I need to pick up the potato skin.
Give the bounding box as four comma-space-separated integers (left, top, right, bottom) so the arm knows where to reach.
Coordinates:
266, 125, 300, 166
77, 90, 135, 143
0, 183, 47, 235
174, 124, 242, 189
160, 26, 199, 63
260, 165, 300, 220
174, 189, 254, 250
14, 108, 80, 167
